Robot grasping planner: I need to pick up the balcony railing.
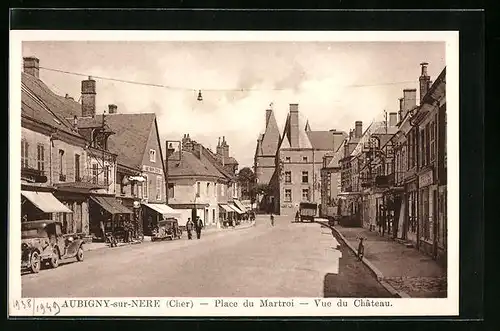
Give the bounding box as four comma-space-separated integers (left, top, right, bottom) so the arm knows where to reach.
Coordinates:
21, 166, 47, 183
59, 174, 67, 182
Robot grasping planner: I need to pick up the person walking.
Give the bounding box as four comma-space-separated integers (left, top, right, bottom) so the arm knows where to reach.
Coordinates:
186, 218, 194, 240
270, 213, 275, 227
195, 216, 203, 239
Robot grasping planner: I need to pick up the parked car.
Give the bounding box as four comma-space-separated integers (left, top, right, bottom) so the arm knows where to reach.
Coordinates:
151, 218, 182, 241
299, 202, 318, 222
21, 220, 84, 274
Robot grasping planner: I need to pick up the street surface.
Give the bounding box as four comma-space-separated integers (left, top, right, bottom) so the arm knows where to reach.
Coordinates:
22, 215, 393, 298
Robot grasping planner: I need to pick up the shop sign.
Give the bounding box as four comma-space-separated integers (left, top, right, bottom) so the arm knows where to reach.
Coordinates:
142, 165, 163, 175
419, 170, 434, 187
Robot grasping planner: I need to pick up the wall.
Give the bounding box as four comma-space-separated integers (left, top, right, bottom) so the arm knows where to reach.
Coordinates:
255, 155, 276, 185
20, 127, 51, 182
278, 149, 329, 216
140, 120, 165, 203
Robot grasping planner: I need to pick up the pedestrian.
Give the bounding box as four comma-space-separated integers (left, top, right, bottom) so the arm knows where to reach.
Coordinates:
295, 210, 300, 223
270, 213, 275, 227
186, 217, 194, 240
100, 219, 106, 242
195, 216, 203, 239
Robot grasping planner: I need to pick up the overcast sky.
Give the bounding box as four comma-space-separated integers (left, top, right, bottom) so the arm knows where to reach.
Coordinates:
22, 41, 445, 168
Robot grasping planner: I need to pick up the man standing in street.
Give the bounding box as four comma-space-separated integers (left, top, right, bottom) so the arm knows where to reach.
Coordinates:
195, 216, 203, 239
186, 218, 194, 240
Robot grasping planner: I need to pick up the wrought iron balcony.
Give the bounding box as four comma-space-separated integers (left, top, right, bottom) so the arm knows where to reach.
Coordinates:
21, 166, 47, 183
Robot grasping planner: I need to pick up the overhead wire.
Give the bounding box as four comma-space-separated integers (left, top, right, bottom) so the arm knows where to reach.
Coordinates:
39, 66, 418, 92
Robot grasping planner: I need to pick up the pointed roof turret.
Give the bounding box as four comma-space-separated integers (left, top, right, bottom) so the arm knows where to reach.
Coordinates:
305, 120, 311, 132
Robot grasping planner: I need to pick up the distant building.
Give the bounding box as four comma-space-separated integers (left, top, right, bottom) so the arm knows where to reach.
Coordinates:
320, 140, 345, 219
254, 103, 346, 216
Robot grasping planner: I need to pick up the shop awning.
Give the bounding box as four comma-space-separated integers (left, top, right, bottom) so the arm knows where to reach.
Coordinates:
91, 196, 133, 215
219, 204, 233, 212
21, 190, 73, 213
143, 203, 181, 218
233, 199, 248, 213
228, 203, 244, 214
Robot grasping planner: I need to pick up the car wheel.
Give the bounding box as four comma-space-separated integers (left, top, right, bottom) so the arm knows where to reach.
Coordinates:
49, 248, 59, 268
76, 246, 84, 262
30, 251, 41, 273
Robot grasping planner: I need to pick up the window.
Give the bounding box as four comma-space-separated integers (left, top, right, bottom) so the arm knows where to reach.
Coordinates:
285, 156, 291, 163
149, 149, 156, 163
214, 183, 217, 196
75, 154, 80, 181
302, 188, 309, 201
302, 171, 309, 183
285, 171, 291, 183
221, 184, 225, 197
284, 189, 292, 202
302, 156, 308, 162
212, 209, 215, 223
196, 182, 200, 196
156, 176, 162, 200
207, 183, 210, 195
168, 183, 175, 198
37, 144, 45, 172
138, 183, 143, 198
143, 174, 149, 199
430, 120, 436, 162
21, 140, 29, 168
92, 164, 98, 184
131, 181, 136, 197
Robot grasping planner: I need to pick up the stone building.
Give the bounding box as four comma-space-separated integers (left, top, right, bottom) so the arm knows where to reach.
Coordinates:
270, 104, 346, 216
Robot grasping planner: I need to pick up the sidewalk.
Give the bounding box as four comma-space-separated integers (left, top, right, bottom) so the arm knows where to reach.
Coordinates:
333, 225, 447, 298
84, 221, 256, 252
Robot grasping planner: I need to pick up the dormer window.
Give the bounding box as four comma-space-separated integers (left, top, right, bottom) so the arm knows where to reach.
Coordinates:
149, 149, 156, 163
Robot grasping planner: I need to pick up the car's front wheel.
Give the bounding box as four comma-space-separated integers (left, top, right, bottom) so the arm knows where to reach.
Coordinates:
30, 251, 41, 273
49, 248, 59, 268
76, 246, 84, 262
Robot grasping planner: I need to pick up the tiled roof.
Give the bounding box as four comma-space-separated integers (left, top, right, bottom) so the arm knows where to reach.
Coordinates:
21, 73, 82, 136
86, 114, 156, 169
280, 112, 312, 149
260, 110, 281, 155
168, 150, 225, 179
350, 121, 398, 157
202, 147, 236, 180
306, 131, 347, 151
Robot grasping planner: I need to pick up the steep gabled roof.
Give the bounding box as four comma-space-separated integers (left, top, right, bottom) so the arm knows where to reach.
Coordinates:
260, 109, 281, 156
306, 131, 347, 151
326, 140, 346, 168
21, 73, 82, 137
168, 150, 224, 179
85, 113, 156, 169
280, 112, 312, 149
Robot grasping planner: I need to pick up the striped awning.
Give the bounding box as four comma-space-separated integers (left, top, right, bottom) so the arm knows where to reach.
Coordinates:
228, 203, 244, 214
21, 190, 72, 213
143, 203, 181, 218
219, 204, 233, 212
233, 199, 248, 213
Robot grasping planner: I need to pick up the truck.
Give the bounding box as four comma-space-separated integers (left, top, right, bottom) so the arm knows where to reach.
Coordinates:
298, 202, 318, 222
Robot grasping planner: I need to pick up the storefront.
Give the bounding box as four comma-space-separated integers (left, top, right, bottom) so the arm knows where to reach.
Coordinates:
21, 190, 73, 222
142, 203, 181, 236
89, 195, 133, 240
418, 168, 437, 257
218, 204, 232, 226
405, 180, 419, 245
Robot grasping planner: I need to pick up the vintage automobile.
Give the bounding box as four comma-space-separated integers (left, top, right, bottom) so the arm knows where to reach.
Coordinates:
151, 218, 182, 241
298, 202, 318, 222
21, 220, 84, 274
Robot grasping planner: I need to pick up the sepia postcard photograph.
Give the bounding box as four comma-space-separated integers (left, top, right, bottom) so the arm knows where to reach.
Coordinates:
9, 30, 459, 317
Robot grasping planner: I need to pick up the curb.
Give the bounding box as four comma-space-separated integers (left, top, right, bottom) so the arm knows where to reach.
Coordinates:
315, 221, 410, 298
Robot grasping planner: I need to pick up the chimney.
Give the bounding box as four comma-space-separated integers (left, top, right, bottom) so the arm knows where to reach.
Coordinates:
289, 104, 299, 148
389, 112, 398, 127
108, 104, 117, 114
349, 129, 353, 139
419, 62, 431, 102
73, 115, 78, 129
23, 57, 40, 79
354, 121, 363, 138
402, 88, 417, 117
182, 133, 192, 151
81, 76, 96, 117
265, 109, 272, 128
222, 136, 229, 158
